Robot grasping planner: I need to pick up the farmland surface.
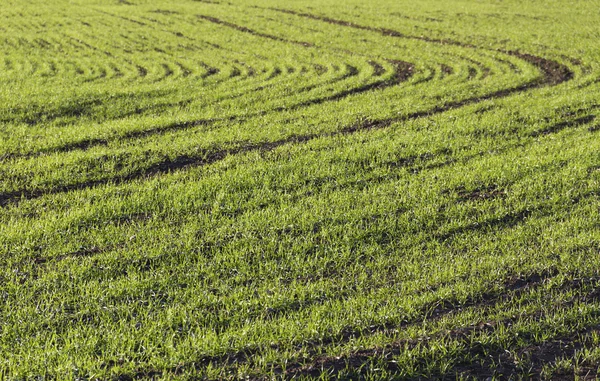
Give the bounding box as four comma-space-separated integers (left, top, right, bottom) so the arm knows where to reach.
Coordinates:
2, 0, 600, 379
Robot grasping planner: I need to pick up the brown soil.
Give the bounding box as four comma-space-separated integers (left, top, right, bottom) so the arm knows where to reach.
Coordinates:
283, 276, 600, 380
113, 271, 566, 380
269, 7, 573, 87
0, 11, 575, 211
455, 185, 506, 202
197, 14, 313, 47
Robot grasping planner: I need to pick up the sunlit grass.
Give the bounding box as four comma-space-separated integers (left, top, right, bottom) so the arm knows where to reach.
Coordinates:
1, 0, 600, 379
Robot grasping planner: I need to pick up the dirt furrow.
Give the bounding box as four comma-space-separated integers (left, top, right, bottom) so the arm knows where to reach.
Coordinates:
282, 276, 600, 380
0, 11, 574, 207
116, 270, 599, 380
269, 7, 573, 87
197, 14, 313, 47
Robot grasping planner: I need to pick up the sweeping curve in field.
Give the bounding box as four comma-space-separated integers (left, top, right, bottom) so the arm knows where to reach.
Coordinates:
0, 8, 575, 207
3, 2, 600, 379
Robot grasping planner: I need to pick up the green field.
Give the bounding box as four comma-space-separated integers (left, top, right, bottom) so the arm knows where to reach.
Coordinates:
2, 0, 600, 379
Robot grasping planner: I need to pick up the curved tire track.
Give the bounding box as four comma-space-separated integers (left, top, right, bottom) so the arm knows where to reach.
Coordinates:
0, 11, 573, 208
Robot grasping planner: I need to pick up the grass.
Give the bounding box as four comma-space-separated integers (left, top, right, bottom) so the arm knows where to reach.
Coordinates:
1, 0, 600, 379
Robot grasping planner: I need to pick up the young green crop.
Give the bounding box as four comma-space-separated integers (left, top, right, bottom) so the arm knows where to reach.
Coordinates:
1, 0, 600, 379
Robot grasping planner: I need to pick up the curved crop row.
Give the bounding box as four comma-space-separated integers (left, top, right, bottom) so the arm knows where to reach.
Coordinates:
1, 0, 599, 379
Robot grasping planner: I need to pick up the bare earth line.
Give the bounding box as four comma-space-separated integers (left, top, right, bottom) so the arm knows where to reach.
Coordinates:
0, 13, 573, 208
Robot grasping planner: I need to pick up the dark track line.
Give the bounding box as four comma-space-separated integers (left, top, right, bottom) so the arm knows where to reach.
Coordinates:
440, 63, 453, 76
94, 9, 149, 27
42, 118, 214, 155
281, 276, 600, 380
0, 72, 354, 161
275, 60, 413, 112
197, 14, 313, 47
3, 7, 593, 379
1, 12, 404, 158
0, 11, 573, 207
192, 0, 223, 4
0, 134, 316, 207
1, 58, 409, 160
0, 49, 570, 207
338, 53, 572, 136
0, 72, 414, 207
118, 269, 588, 380
269, 7, 573, 85
251, 10, 572, 133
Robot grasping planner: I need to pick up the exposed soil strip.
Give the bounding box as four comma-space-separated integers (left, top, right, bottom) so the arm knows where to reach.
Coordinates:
0, 12, 573, 207
0, 134, 316, 207
265, 67, 282, 80
197, 15, 313, 47
284, 330, 600, 380
95, 9, 149, 27
0, 26, 400, 160
231, 59, 256, 77
313, 63, 327, 75
151, 9, 181, 16
0, 98, 105, 126
7, 8, 591, 380
269, 7, 573, 85
451, 335, 597, 380
0, 64, 417, 207
279, 60, 413, 112
440, 282, 600, 380
440, 63, 453, 76
118, 270, 582, 379
352, 51, 572, 127
589, 124, 600, 132
0, 62, 368, 161
46, 119, 214, 155
31, 246, 105, 265
198, 61, 220, 78
25, 57, 382, 156
368, 60, 386, 76
161, 63, 174, 78
192, 0, 222, 4
282, 276, 600, 380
